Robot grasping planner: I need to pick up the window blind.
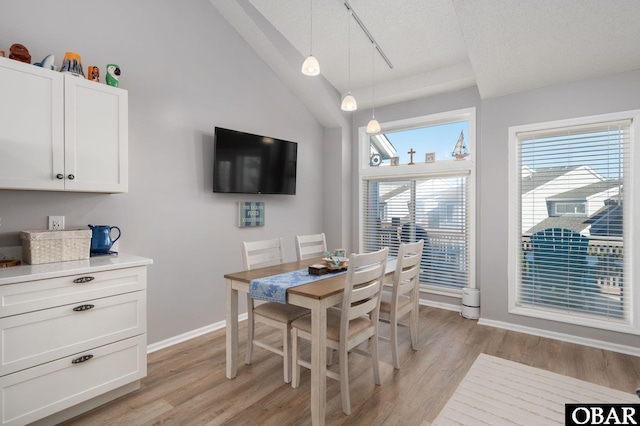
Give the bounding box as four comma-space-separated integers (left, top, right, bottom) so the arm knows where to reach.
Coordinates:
362, 175, 470, 290
517, 121, 630, 322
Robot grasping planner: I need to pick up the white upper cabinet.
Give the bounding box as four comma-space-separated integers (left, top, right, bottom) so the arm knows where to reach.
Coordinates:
63, 75, 128, 192
0, 57, 128, 193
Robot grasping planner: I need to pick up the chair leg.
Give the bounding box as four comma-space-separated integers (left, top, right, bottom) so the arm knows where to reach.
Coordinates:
283, 325, 291, 383
371, 332, 381, 385
390, 310, 400, 369
291, 327, 300, 388
410, 302, 419, 351
246, 294, 254, 365
339, 345, 351, 415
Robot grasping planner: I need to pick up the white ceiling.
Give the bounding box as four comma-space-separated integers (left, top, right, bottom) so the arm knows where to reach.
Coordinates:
211, 0, 640, 125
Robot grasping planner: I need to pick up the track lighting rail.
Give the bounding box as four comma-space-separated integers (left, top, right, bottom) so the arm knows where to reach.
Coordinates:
341, 0, 393, 69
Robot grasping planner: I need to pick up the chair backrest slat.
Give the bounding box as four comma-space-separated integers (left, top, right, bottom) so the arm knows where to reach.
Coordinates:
243, 237, 285, 270
295, 233, 327, 260
341, 248, 388, 332
392, 240, 424, 301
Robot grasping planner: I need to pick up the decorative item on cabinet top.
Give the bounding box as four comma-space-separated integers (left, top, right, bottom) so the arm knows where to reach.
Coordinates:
88, 65, 99, 82
20, 229, 92, 265
34, 54, 56, 70
9, 43, 31, 63
106, 63, 121, 87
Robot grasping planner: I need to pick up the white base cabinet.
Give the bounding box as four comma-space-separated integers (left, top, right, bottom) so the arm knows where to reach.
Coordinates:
0, 254, 151, 425
0, 56, 128, 193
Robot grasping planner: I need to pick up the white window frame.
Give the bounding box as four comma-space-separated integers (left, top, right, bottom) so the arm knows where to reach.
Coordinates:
358, 107, 476, 298
507, 110, 640, 334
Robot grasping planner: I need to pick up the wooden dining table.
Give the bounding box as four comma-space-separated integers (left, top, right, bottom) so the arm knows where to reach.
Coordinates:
224, 257, 396, 426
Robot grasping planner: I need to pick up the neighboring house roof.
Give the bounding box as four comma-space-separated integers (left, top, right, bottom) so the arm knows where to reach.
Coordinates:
370, 134, 396, 160
525, 215, 591, 235
520, 166, 581, 194
525, 201, 622, 237
548, 180, 621, 200
586, 204, 623, 237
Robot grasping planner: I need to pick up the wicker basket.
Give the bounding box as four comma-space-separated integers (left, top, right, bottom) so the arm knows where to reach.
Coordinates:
20, 229, 92, 265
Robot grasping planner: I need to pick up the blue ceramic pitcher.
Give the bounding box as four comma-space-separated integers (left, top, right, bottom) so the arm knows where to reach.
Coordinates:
88, 224, 121, 253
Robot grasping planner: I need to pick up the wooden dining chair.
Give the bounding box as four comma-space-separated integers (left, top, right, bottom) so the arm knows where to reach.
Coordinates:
291, 247, 389, 415
378, 239, 423, 369
295, 232, 327, 260
243, 238, 310, 383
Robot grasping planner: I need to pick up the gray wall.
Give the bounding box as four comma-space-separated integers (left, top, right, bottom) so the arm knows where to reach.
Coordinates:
0, 0, 326, 344
479, 69, 640, 348
352, 71, 640, 349
1, 0, 638, 350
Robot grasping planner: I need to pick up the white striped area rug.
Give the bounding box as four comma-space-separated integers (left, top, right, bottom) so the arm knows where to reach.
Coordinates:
433, 353, 638, 425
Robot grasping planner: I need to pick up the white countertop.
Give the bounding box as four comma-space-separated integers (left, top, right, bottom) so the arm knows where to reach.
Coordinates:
0, 253, 153, 285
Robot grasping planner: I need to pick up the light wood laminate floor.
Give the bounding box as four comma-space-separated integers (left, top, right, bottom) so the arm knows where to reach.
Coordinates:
61, 307, 640, 425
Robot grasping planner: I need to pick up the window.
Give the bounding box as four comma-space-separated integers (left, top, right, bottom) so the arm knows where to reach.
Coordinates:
508, 111, 640, 334
360, 108, 476, 295
553, 202, 586, 216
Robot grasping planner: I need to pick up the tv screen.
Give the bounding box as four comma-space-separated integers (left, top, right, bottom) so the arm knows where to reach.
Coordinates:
213, 127, 297, 195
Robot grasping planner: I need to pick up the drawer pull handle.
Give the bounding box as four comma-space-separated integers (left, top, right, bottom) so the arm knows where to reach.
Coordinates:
73, 304, 95, 312
72, 354, 94, 364
73, 276, 95, 284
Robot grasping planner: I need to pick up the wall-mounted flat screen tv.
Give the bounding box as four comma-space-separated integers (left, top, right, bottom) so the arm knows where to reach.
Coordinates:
213, 127, 297, 195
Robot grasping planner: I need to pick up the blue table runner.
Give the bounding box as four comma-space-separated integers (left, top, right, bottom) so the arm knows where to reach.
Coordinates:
250, 268, 347, 304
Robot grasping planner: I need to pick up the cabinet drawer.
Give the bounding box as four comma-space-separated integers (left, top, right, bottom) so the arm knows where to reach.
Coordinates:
0, 291, 145, 376
0, 334, 146, 426
0, 266, 146, 317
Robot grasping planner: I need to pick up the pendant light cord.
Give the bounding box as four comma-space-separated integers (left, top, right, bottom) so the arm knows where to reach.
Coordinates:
347, 11, 351, 92
309, 0, 314, 55
371, 42, 376, 118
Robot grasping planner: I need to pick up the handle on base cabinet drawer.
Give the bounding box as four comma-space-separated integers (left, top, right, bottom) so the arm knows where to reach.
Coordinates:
73, 304, 94, 312
73, 276, 95, 284
71, 354, 93, 364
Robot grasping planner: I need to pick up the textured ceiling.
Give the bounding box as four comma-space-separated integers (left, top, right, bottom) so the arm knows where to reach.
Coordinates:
211, 0, 640, 126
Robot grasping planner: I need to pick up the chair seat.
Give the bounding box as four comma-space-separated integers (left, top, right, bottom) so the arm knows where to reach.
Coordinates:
292, 307, 373, 342
379, 292, 411, 315
254, 302, 310, 323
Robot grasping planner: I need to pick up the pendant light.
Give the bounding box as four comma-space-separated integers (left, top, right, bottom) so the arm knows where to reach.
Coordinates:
301, 0, 320, 76
340, 10, 357, 111
366, 42, 381, 134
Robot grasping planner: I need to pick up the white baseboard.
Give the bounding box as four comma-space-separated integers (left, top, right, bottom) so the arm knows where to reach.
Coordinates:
419, 298, 461, 313
146, 308, 638, 359
478, 318, 640, 357
147, 313, 248, 354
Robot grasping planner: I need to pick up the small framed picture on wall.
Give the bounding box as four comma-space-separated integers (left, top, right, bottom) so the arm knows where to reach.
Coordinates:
425, 152, 435, 163
390, 157, 400, 166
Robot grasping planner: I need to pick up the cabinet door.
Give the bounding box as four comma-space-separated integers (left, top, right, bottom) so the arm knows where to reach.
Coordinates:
0, 57, 64, 190
64, 76, 128, 193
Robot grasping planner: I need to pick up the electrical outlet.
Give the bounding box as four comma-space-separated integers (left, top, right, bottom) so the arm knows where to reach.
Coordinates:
48, 216, 65, 231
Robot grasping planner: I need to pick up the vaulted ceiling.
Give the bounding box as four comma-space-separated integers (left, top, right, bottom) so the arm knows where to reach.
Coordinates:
211, 0, 640, 126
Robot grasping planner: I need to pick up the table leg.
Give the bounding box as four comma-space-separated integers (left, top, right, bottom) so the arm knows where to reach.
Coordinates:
310, 301, 327, 426
226, 278, 238, 379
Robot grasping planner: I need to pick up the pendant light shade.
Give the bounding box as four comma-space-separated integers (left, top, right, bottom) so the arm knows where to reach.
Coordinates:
341, 10, 357, 111
366, 42, 380, 134
366, 118, 381, 134
341, 94, 357, 111
302, 0, 320, 76
301, 55, 320, 76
